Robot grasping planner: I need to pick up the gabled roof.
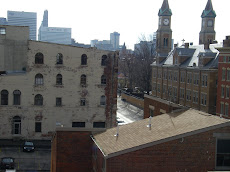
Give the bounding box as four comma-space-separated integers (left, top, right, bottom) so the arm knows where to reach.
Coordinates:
201, 0, 216, 18
152, 44, 220, 69
93, 109, 230, 159
158, 0, 172, 16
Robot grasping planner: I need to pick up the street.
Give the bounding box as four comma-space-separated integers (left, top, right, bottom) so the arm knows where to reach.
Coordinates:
116, 96, 144, 125
0, 147, 50, 172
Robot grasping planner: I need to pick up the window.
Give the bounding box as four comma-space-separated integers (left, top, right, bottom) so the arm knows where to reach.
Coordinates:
152, 83, 157, 91
72, 122, 85, 128
193, 91, 198, 103
221, 86, 225, 98
56, 74, 62, 85
34, 94, 43, 106
193, 74, 199, 85
216, 139, 230, 169
180, 71, 185, 82
173, 87, 177, 98
81, 54, 87, 65
157, 84, 161, 93
227, 70, 230, 81
220, 102, 224, 115
1, 90, 8, 105
223, 56, 226, 62
163, 71, 167, 80
187, 73, 192, 84
153, 70, 157, 78
201, 93, 207, 106
225, 104, 229, 116
56, 53, 63, 65
173, 72, 178, 81
186, 90, 191, 101
35, 122, 41, 132
12, 116, 21, 134
226, 87, 229, 99
56, 97, 62, 106
93, 122, 105, 128
158, 71, 161, 78
0, 27, 6, 34
100, 96, 106, 105
35, 74, 43, 85
35, 52, 44, 64
222, 68, 226, 81
101, 55, 107, 66
81, 75, 86, 86
149, 109, 154, 117
80, 98, 86, 106
202, 74, 208, 87
180, 88, 185, 99
163, 38, 168, 47
163, 85, 166, 94
13, 90, 21, 105
101, 75, 106, 85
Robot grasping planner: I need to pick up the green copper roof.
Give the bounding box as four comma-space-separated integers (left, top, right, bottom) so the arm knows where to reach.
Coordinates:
158, 0, 172, 16
201, 0, 216, 18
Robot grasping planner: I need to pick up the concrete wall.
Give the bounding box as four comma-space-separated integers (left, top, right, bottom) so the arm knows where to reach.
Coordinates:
121, 93, 144, 109
0, 25, 29, 71
0, 40, 118, 140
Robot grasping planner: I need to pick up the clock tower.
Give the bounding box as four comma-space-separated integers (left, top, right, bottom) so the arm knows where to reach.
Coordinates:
199, 0, 216, 45
156, 0, 172, 64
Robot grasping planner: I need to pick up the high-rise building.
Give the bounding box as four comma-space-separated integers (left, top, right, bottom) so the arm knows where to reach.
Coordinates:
110, 32, 120, 50
38, 10, 71, 45
7, 11, 37, 40
0, 18, 8, 25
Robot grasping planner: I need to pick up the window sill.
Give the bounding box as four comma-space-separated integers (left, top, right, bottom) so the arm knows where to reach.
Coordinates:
55, 84, 64, 88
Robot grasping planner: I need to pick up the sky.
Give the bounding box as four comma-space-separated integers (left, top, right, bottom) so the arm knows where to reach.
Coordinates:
0, 0, 229, 50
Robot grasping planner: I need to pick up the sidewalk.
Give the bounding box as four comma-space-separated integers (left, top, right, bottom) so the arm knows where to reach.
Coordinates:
0, 139, 51, 148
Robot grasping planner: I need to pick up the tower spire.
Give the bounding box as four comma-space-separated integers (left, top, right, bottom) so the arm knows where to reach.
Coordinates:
201, 0, 216, 18
158, 0, 172, 16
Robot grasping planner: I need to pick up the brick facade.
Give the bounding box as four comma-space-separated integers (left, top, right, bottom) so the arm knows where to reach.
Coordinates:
100, 126, 230, 172
216, 36, 230, 119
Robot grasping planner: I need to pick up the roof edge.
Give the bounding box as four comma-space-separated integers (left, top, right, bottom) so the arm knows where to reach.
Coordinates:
105, 121, 230, 159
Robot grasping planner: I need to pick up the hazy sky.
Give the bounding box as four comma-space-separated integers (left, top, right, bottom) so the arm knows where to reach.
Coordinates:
0, 0, 229, 50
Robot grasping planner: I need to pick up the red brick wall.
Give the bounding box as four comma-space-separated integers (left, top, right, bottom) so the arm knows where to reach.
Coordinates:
106, 126, 230, 172
217, 53, 230, 119
144, 96, 180, 118
51, 131, 93, 172
92, 144, 105, 172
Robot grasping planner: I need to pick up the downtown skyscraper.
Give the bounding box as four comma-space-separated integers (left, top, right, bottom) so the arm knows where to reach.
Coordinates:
7, 11, 37, 40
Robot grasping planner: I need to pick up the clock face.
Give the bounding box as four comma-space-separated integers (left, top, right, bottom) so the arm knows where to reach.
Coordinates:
163, 18, 169, 26
208, 20, 213, 27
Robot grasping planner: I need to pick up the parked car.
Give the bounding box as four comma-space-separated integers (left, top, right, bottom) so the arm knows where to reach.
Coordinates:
23, 141, 35, 152
0, 157, 15, 170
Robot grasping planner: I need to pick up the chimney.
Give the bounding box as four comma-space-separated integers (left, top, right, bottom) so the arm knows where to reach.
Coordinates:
223, 36, 230, 47
204, 43, 210, 50
174, 44, 178, 48
185, 43, 189, 49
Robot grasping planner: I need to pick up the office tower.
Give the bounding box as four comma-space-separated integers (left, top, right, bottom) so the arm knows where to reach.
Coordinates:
7, 11, 37, 40
110, 32, 120, 50
38, 10, 71, 45
0, 18, 8, 25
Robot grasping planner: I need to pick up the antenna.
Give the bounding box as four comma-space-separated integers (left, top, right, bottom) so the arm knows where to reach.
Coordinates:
114, 123, 119, 137
147, 116, 152, 130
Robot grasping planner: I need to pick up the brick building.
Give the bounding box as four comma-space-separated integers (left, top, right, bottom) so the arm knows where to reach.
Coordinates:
51, 109, 230, 172
216, 36, 230, 118
0, 25, 118, 140
144, 0, 219, 118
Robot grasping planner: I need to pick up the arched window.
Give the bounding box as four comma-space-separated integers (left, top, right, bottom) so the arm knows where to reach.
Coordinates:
81, 75, 86, 86
1, 90, 8, 105
56, 74, 62, 85
100, 95, 106, 105
56, 53, 63, 65
163, 38, 168, 47
34, 94, 43, 106
35, 52, 44, 64
101, 55, 107, 66
12, 116, 21, 134
81, 54, 87, 65
35, 74, 43, 85
13, 90, 21, 105
101, 75, 106, 85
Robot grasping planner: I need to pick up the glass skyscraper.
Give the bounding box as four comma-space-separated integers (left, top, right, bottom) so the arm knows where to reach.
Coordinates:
7, 11, 37, 40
